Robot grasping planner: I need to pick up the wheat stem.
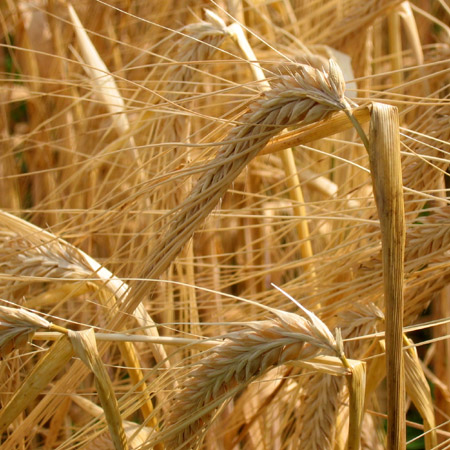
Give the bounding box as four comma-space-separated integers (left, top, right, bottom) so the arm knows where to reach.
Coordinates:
260, 106, 371, 156
368, 103, 405, 450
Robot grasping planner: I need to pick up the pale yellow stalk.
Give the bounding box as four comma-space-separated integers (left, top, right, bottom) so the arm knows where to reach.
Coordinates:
367, 103, 405, 450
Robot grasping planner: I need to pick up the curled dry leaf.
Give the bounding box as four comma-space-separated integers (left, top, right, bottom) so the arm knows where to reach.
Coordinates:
404, 335, 437, 449
69, 329, 129, 450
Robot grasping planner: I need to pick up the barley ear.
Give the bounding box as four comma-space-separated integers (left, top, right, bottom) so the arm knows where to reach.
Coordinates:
125, 60, 357, 319
163, 293, 354, 449
228, 19, 317, 277
0, 209, 167, 423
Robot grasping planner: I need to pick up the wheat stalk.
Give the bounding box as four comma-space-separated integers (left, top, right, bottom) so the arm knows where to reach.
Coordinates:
0, 306, 129, 449
71, 394, 154, 449
336, 302, 437, 449
260, 106, 371, 156
366, 103, 405, 449
67, 3, 154, 216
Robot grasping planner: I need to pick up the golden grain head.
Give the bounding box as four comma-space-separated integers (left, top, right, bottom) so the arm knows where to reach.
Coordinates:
0, 1, 447, 449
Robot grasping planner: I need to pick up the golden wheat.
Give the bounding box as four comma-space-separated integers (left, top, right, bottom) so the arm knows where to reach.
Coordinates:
164, 305, 344, 448
0, 1, 449, 448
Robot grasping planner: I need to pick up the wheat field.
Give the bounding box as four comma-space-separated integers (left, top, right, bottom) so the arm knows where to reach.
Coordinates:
0, 1, 449, 449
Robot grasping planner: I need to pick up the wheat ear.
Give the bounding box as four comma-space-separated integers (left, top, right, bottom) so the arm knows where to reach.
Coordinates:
126, 61, 351, 315
298, 372, 344, 450
0, 210, 164, 427
0, 210, 167, 362
162, 304, 343, 449
405, 206, 450, 264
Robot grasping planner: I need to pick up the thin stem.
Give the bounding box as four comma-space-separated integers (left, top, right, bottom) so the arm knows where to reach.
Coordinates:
344, 108, 370, 152
48, 323, 70, 335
